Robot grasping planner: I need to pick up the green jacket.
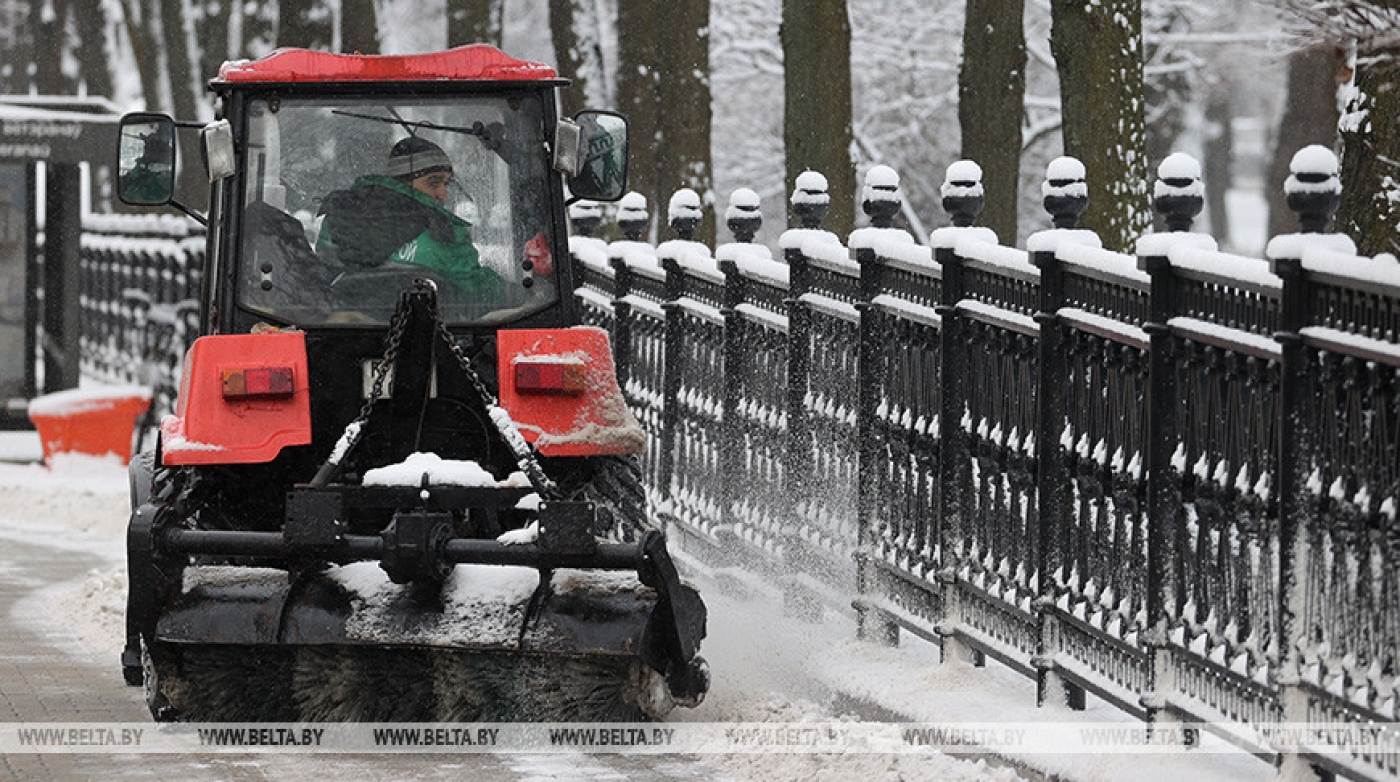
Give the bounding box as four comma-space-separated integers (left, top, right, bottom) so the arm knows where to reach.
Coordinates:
317, 175, 503, 302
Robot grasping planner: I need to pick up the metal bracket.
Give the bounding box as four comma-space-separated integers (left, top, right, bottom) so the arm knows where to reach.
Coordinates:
284, 488, 345, 550
536, 501, 598, 555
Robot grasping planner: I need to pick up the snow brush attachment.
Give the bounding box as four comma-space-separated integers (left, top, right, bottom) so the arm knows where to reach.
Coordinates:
124, 488, 708, 721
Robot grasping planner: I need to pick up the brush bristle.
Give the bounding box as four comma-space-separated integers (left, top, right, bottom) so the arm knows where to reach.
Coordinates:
148, 642, 667, 721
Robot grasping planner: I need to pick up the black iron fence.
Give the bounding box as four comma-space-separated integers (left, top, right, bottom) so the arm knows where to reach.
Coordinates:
71, 148, 1399, 779
574, 152, 1399, 781
77, 213, 202, 391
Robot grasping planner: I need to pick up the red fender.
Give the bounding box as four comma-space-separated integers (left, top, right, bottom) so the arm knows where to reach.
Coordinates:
496, 327, 646, 457
160, 332, 312, 465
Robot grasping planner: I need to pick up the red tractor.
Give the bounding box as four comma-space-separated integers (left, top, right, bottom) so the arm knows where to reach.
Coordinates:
116, 45, 707, 721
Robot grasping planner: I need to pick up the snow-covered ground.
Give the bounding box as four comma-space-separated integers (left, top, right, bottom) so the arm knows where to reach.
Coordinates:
0, 430, 1277, 781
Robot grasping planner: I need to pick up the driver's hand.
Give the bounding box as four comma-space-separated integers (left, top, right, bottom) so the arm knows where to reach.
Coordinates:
524, 232, 553, 276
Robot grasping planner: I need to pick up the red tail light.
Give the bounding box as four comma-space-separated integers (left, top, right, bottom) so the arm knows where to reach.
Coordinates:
222, 366, 296, 399
514, 359, 587, 395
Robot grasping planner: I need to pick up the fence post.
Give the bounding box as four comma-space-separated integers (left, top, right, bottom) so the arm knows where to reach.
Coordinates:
783, 172, 827, 580
1030, 156, 1089, 710
655, 204, 686, 517
1270, 146, 1340, 782
610, 192, 648, 405
933, 162, 983, 667
1139, 184, 1187, 739
854, 166, 901, 645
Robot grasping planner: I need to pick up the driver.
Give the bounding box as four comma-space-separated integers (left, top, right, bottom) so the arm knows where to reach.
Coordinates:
316, 136, 503, 302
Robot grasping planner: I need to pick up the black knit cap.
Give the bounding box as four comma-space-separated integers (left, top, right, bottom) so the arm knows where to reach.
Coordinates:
386, 136, 453, 180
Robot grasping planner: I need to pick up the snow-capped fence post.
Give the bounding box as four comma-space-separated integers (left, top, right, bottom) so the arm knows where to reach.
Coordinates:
1153, 152, 1204, 233
1137, 201, 1184, 740
568, 200, 604, 238
607, 192, 649, 394
1265, 146, 1383, 782
714, 196, 748, 554
781, 171, 828, 571
931, 162, 986, 668
851, 165, 904, 646
1028, 157, 1088, 711
1135, 152, 1288, 748
716, 189, 793, 581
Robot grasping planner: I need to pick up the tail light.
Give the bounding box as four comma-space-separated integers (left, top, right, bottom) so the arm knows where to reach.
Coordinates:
514, 358, 587, 395
222, 366, 296, 399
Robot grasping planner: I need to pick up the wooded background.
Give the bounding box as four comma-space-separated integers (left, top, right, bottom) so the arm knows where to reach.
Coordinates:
1, 0, 1396, 254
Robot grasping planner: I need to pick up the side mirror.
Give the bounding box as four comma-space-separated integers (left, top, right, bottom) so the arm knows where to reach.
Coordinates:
117, 113, 177, 206
567, 110, 628, 203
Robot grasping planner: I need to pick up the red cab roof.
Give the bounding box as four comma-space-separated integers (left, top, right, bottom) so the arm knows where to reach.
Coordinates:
214, 45, 558, 84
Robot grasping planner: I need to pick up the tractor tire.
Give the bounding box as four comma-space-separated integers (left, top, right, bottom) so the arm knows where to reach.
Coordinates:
550, 455, 653, 542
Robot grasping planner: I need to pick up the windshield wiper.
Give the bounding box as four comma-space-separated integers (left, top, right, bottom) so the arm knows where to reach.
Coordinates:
331, 109, 504, 151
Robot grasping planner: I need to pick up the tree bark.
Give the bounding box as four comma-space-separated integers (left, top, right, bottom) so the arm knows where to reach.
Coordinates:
1202, 86, 1233, 244
277, 0, 333, 49
191, 0, 231, 84
656, 0, 713, 243
781, 0, 854, 236
615, 0, 661, 239
1049, 0, 1149, 251
549, 0, 610, 119
447, 0, 502, 48
159, 0, 208, 210
120, 0, 164, 111
1267, 46, 1345, 237
73, 0, 115, 97
32, 0, 71, 94
959, 0, 1026, 243
1337, 55, 1400, 255
341, 0, 380, 54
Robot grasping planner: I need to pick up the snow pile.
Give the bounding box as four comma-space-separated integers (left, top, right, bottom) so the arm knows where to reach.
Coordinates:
1043, 156, 1088, 199
941, 159, 984, 199
792, 170, 830, 208
361, 452, 499, 487
26, 384, 151, 418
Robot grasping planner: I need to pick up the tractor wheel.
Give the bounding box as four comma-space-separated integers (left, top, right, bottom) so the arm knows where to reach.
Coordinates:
550, 455, 652, 542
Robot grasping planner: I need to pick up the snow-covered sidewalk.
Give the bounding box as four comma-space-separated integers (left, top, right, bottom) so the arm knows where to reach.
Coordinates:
0, 431, 1277, 781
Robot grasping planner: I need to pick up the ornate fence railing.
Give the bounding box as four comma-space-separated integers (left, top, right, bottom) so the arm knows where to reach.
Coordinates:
573, 151, 1399, 781
77, 214, 203, 431
73, 146, 1397, 780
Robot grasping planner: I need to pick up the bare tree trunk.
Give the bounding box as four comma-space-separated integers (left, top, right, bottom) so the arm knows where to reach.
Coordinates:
656, 0, 713, 243
159, 0, 208, 210
959, 0, 1026, 243
190, 0, 231, 83
341, 0, 379, 54
616, 0, 660, 239
1337, 55, 1400, 255
549, 0, 609, 119
277, 0, 333, 49
1049, 0, 1149, 251
781, 0, 854, 236
73, 0, 114, 97
119, 0, 164, 110
32, 0, 70, 94
447, 0, 503, 47
1267, 45, 1344, 237
1202, 86, 1233, 245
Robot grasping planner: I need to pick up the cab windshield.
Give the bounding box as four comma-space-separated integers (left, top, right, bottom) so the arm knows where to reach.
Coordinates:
236, 93, 559, 326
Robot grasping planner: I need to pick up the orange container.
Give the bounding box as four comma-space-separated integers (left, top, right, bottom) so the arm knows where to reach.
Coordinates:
27, 386, 152, 466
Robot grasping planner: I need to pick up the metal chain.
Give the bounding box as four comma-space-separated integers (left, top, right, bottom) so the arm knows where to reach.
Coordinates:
310, 295, 409, 484
311, 281, 558, 499
426, 295, 559, 499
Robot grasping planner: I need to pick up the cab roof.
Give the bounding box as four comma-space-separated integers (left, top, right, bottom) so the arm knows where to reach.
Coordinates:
213, 44, 559, 85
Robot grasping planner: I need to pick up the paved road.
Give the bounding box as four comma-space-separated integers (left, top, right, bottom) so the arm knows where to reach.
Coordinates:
0, 520, 728, 781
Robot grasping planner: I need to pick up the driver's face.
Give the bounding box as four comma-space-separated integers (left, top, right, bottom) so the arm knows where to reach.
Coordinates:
411, 172, 453, 204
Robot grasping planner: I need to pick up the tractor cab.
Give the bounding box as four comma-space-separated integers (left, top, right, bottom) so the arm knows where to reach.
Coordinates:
118, 45, 627, 332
